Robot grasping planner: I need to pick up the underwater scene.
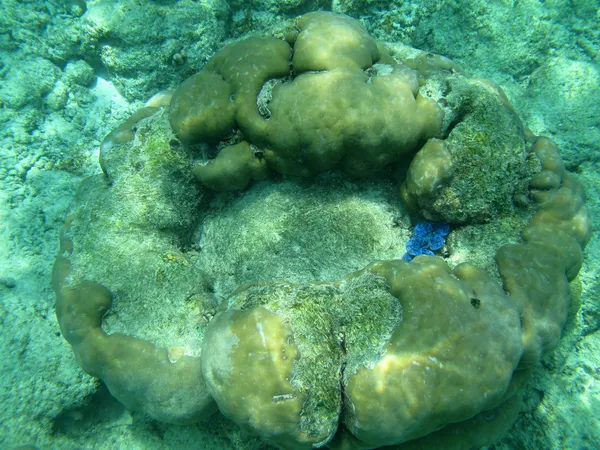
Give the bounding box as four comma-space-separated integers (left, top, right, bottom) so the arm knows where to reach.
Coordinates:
0, 1, 599, 449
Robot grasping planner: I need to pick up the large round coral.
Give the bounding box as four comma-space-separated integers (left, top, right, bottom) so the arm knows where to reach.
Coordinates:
55, 11, 592, 450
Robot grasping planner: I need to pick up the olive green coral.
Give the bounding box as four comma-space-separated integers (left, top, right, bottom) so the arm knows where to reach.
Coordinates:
344, 259, 522, 447
201, 273, 402, 449
166, 11, 538, 226
54, 10, 593, 450
53, 242, 217, 424
192, 141, 270, 191
170, 36, 291, 144
202, 306, 310, 448
54, 129, 592, 449
170, 11, 443, 186
401, 78, 532, 223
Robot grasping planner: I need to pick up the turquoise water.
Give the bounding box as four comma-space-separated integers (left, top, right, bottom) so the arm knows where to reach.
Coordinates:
0, 1, 598, 449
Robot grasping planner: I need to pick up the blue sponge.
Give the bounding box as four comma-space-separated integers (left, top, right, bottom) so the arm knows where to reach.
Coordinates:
402, 222, 450, 261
